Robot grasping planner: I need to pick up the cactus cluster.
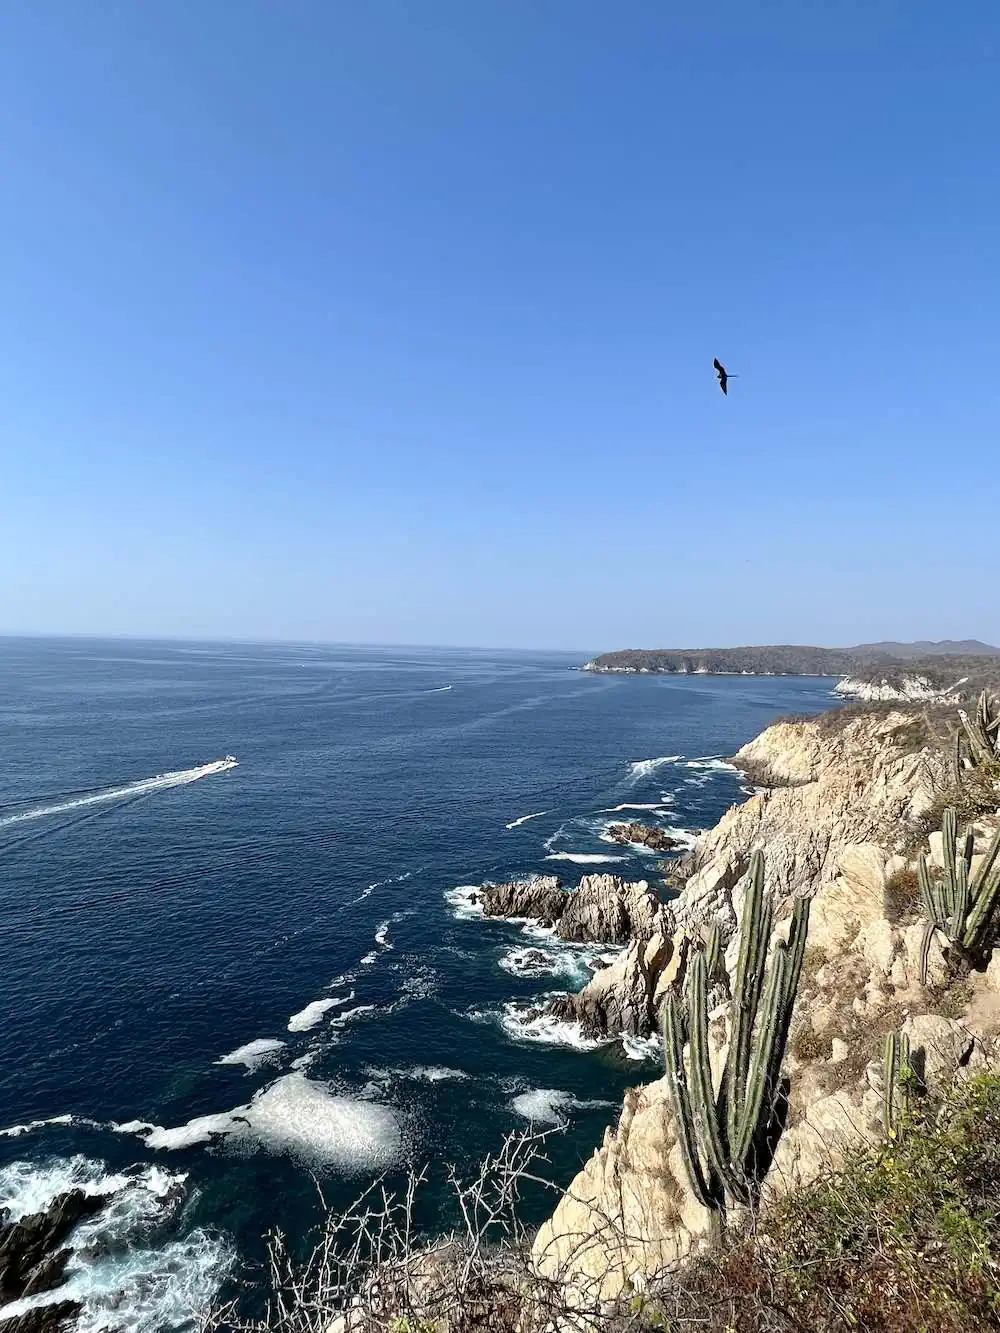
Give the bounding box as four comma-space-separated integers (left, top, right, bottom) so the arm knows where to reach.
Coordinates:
918, 807, 1000, 985
958, 689, 1000, 769
662, 851, 811, 1213
882, 1030, 911, 1138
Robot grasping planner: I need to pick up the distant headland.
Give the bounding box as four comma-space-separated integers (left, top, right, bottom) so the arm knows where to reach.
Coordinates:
581, 640, 1000, 702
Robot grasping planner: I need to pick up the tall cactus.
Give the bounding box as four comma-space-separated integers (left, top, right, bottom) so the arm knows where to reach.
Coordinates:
883, 1030, 911, 1138
958, 689, 1000, 768
918, 807, 1000, 984
663, 851, 811, 1215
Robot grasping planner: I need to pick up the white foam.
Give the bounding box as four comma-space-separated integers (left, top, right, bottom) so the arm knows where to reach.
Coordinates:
505, 810, 551, 829
495, 1002, 605, 1050
621, 1032, 664, 1061
287, 997, 342, 1032
498, 945, 596, 983
144, 1111, 240, 1151
353, 871, 412, 905
330, 1003, 377, 1027
121, 1073, 402, 1171
244, 1073, 402, 1171
374, 920, 392, 948
510, 1089, 615, 1125
0, 1155, 174, 1221
599, 802, 671, 813
359, 950, 379, 965
444, 884, 485, 920
627, 756, 682, 782
684, 757, 737, 772
542, 822, 567, 852
0, 1157, 226, 1333
401, 1066, 470, 1083
0, 1113, 74, 1139
372, 910, 410, 951
662, 826, 699, 850
544, 852, 626, 865
216, 1038, 286, 1070
0, 759, 237, 829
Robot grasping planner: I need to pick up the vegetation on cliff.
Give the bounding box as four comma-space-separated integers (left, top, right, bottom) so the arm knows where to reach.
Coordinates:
659, 1070, 1000, 1332
584, 644, 1000, 701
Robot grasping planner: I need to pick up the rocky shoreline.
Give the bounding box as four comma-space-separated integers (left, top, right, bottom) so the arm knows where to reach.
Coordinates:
529, 705, 1000, 1301
1, 1191, 106, 1332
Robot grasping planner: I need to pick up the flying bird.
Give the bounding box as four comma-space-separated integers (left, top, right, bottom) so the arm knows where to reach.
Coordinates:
713, 357, 736, 395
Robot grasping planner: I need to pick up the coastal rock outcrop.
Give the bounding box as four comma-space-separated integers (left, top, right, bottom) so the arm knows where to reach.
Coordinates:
555, 875, 668, 945
534, 706, 1000, 1302
0, 1188, 107, 1331
547, 930, 674, 1038
479, 872, 671, 952
605, 822, 678, 852
481, 875, 567, 925
835, 673, 966, 702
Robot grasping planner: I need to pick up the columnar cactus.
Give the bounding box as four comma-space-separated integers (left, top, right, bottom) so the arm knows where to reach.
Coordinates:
918, 807, 1000, 984
662, 851, 811, 1214
883, 1030, 911, 1137
958, 689, 1000, 768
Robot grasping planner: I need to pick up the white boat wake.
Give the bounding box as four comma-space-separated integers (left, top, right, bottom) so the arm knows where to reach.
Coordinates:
0, 759, 238, 829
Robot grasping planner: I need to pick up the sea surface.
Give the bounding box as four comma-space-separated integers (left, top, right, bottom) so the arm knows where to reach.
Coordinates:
0, 638, 838, 1329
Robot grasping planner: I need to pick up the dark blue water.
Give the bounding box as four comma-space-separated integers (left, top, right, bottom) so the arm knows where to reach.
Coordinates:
0, 638, 837, 1328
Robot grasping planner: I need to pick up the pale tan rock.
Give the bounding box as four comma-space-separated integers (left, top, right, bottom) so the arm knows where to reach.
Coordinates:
901, 1014, 976, 1094
531, 1075, 712, 1302
768, 1088, 879, 1195
830, 1037, 849, 1063
984, 948, 1000, 993
548, 929, 671, 1038
855, 917, 897, 977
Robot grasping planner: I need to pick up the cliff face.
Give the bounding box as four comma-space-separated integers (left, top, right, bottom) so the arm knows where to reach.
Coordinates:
835, 673, 967, 702
533, 710, 1000, 1302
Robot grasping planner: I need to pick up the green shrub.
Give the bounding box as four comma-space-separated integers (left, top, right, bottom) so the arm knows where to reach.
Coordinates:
662, 1072, 1000, 1332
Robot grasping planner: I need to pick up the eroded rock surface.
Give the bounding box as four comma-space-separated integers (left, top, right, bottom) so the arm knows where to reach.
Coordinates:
533, 708, 1000, 1302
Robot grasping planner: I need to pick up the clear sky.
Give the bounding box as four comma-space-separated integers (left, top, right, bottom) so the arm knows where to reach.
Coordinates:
2, 2, 997, 651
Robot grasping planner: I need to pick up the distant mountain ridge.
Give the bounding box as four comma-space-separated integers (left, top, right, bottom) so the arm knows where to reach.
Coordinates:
850, 640, 1000, 660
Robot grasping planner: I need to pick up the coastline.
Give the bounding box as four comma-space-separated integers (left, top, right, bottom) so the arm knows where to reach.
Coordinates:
532, 699, 1000, 1303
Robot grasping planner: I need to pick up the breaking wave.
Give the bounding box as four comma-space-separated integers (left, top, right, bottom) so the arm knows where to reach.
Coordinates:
510, 1088, 615, 1125
627, 756, 682, 782
287, 993, 354, 1032
216, 1038, 286, 1070
0, 1155, 231, 1331
444, 884, 485, 920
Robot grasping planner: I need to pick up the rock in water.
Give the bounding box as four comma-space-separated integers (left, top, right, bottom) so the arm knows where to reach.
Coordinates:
481, 875, 568, 924
0, 1301, 84, 1333
556, 875, 669, 944
605, 822, 679, 852
0, 1188, 106, 1326
548, 932, 674, 1038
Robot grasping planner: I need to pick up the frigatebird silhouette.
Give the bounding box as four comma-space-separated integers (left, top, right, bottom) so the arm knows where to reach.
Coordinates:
713, 357, 738, 395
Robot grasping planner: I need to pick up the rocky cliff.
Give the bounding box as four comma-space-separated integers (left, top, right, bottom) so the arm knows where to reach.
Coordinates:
533, 708, 1000, 1303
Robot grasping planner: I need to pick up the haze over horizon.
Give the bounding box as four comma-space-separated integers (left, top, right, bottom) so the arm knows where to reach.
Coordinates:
3, 3, 998, 650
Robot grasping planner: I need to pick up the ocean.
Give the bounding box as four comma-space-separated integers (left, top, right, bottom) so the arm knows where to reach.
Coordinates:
0, 637, 838, 1329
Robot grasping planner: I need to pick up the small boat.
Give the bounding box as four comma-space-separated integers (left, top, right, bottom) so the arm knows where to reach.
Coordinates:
222, 754, 238, 764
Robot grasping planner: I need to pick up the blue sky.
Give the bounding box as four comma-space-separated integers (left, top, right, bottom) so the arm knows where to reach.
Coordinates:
1, 2, 997, 651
